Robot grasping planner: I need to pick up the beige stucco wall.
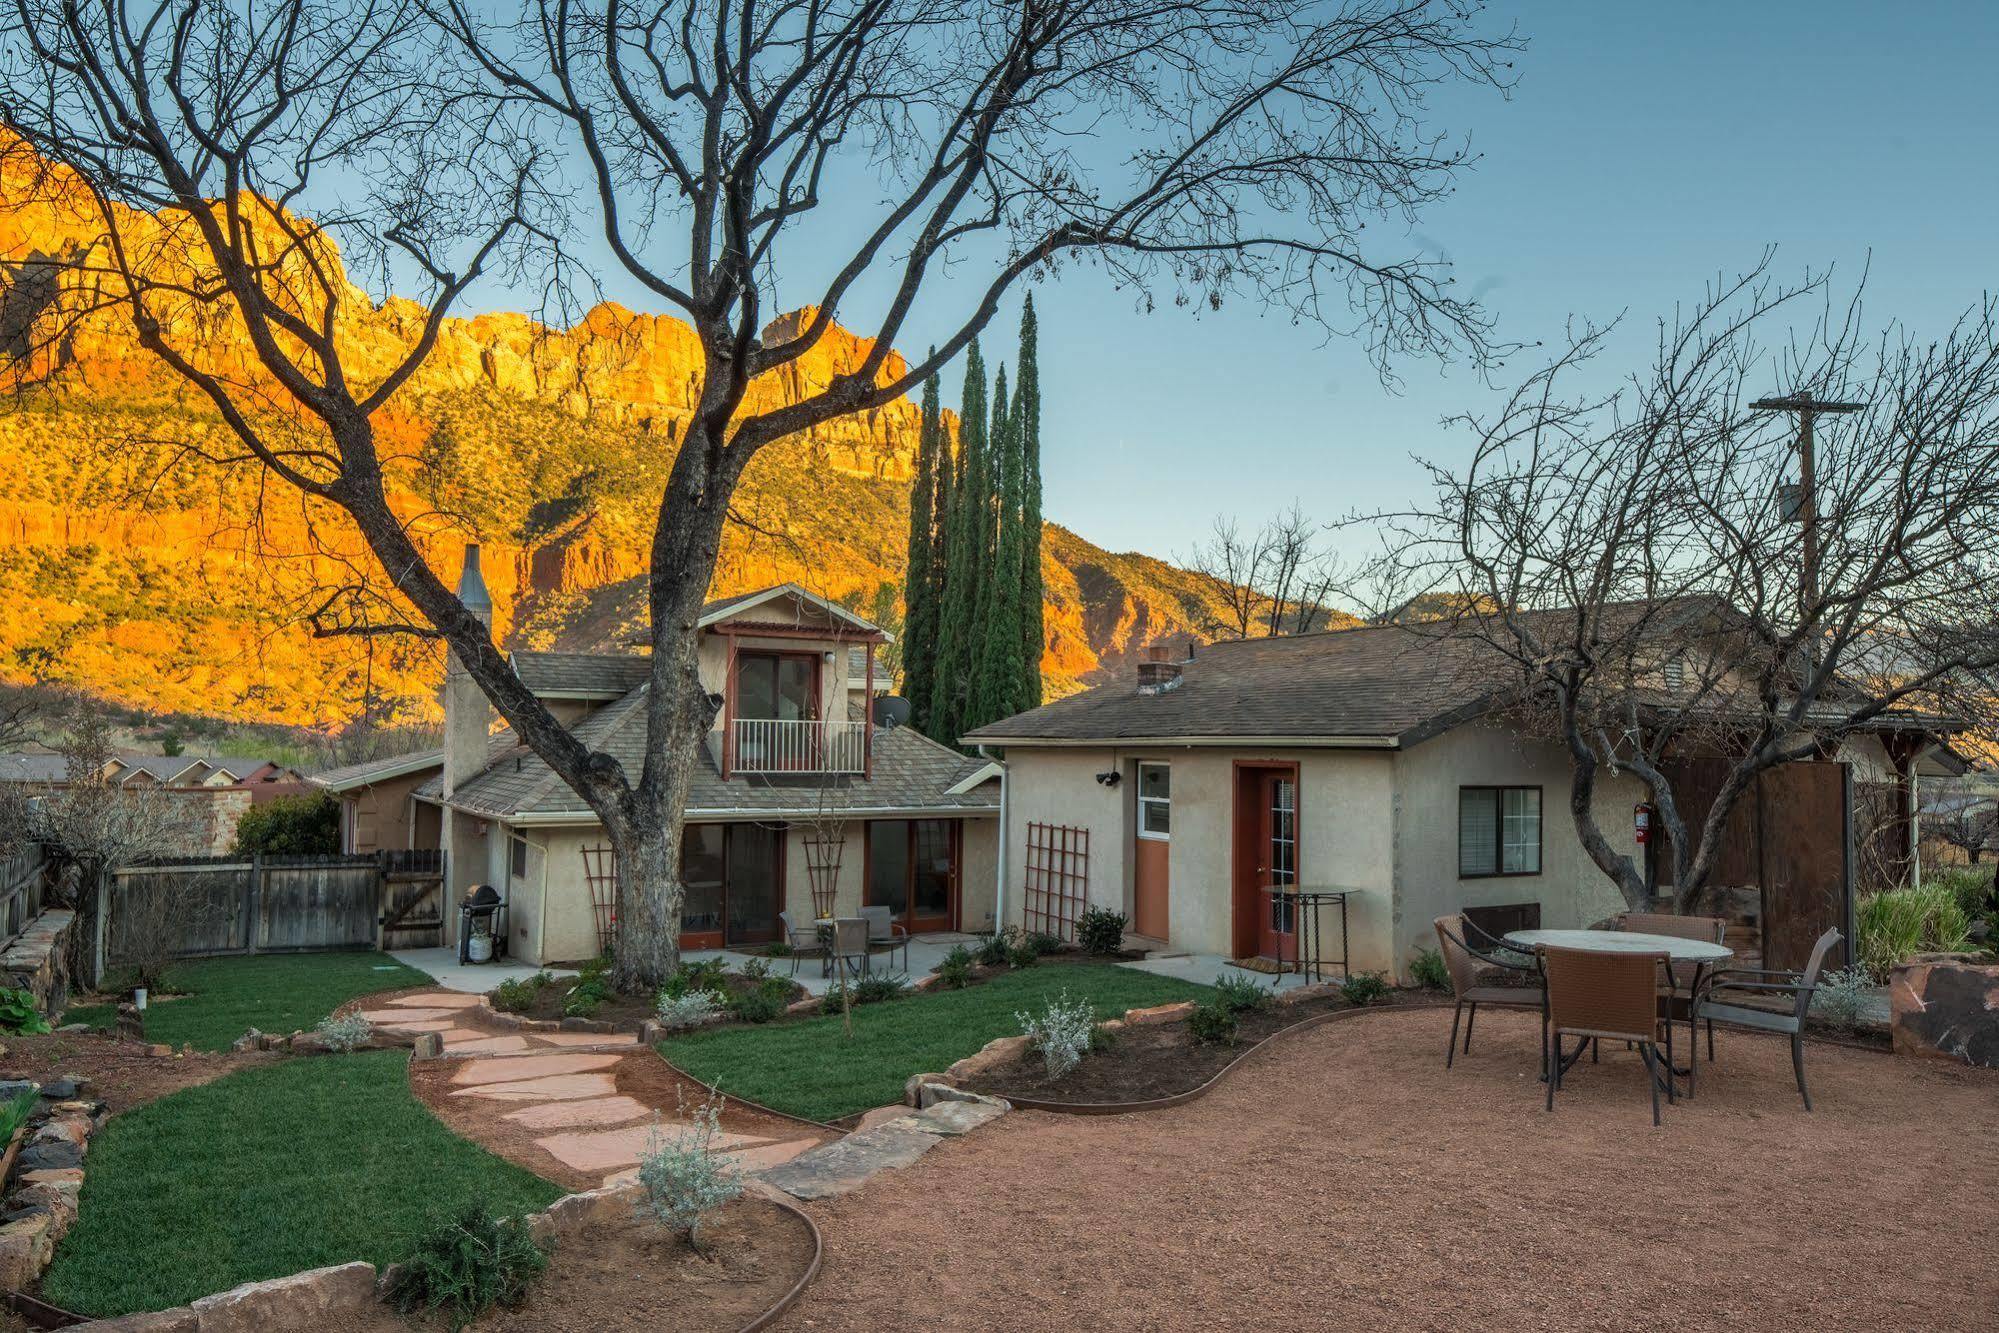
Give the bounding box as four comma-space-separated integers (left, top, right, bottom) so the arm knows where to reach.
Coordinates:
1391, 721, 1642, 974
337, 768, 434, 854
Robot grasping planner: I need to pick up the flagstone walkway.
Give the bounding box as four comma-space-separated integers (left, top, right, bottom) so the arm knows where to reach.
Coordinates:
369, 990, 828, 1190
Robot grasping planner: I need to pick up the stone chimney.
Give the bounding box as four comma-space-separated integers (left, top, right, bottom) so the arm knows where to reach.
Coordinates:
443, 544, 494, 798
1136, 641, 1194, 695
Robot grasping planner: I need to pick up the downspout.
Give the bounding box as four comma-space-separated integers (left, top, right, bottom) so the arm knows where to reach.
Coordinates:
982, 744, 1007, 934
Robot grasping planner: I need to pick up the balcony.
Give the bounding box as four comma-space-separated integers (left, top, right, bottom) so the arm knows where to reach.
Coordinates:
727, 717, 868, 777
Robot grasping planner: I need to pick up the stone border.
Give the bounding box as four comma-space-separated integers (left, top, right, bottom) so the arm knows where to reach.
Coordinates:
67, 1183, 824, 1331
0, 1079, 106, 1296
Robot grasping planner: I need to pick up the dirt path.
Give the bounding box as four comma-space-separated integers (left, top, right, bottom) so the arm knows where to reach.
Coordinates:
780, 1006, 1999, 1332
388, 991, 827, 1191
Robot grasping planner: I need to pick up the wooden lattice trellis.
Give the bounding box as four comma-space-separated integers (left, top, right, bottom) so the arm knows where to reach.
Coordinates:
579, 846, 619, 955
1023, 822, 1089, 942
803, 829, 846, 920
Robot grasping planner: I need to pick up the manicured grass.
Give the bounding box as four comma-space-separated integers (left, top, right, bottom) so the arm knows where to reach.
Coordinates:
63, 952, 433, 1052
42, 1050, 562, 1318
659, 963, 1214, 1122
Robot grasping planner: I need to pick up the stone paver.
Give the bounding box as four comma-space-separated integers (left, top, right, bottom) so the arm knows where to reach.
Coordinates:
534, 1124, 771, 1175
390, 992, 484, 1009
756, 1124, 947, 1201
531, 1031, 641, 1048
503, 1096, 655, 1131
439, 1034, 535, 1056
451, 1073, 622, 1101
450, 1052, 624, 1086
357, 1007, 458, 1023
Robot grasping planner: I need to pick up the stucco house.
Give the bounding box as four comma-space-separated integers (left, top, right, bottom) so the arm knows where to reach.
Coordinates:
313, 555, 998, 964
964, 608, 1955, 981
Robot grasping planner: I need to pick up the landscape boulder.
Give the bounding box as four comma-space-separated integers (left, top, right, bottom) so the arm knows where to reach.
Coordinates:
186, 1261, 379, 1333
1890, 954, 1999, 1068
1123, 1001, 1197, 1026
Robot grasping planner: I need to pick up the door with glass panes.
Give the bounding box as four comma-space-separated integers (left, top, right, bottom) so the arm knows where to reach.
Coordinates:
678, 823, 784, 949
866, 819, 959, 933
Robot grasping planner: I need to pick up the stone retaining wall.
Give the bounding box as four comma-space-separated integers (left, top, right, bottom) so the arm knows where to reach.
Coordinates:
0, 909, 77, 1015
0, 1075, 103, 1292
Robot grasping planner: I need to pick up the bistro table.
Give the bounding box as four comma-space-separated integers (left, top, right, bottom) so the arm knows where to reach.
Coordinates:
1503, 928, 1733, 1082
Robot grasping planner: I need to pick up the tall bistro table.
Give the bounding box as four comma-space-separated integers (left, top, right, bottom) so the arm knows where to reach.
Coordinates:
1502, 928, 1733, 1081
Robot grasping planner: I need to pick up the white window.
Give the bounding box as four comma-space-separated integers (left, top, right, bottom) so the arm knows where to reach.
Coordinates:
1136, 763, 1171, 840
510, 834, 531, 881
1458, 786, 1541, 877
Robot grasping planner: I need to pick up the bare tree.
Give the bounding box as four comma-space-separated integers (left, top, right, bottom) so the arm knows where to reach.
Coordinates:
1922, 777, 1997, 867
1187, 505, 1342, 638
1357, 257, 1999, 911
2, 0, 1516, 987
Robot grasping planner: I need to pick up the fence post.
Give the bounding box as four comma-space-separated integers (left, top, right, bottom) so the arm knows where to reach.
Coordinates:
246, 854, 264, 954
92, 868, 108, 988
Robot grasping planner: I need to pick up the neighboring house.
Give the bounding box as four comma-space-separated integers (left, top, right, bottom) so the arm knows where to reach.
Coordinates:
0, 751, 312, 854
964, 614, 1957, 980
313, 554, 998, 965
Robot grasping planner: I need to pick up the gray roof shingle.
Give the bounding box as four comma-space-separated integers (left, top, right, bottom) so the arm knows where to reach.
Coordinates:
512, 651, 653, 697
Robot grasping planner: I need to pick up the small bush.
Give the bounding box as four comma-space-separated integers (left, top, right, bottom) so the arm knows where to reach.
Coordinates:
230, 789, 341, 856
765, 939, 794, 959
385, 1204, 549, 1331
1006, 940, 1040, 969
1339, 971, 1391, 1007
314, 1012, 373, 1053
729, 976, 794, 1024
738, 956, 773, 983
1212, 973, 1274, 1014
853, 972, 908, 1004
655, 990, 721, 1032
974, 930, 1013, 968
1930, 865, 1998, 924
1026, 931, 1068, 957
0, 988, 49, 1036
563, 976, 611, 1018
1810, 966, 1876, 1034
660, 958, 730, 1001
1858, 885, 1972, 983
1016, 989, 1097, 1079
934, 952, 973, 990
1077, 907, 1128, 956
489, 971, 553, 1014
1185, 1000, 1239, 1045
1408, 947, 1450, 992
636, 1099, 744, 1249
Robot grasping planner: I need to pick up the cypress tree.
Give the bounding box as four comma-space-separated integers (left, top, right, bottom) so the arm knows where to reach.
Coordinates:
1014, 295, 1044, 707
902, 357, 944, 730
971, 364, 1021, 728
928, 340, 987, 742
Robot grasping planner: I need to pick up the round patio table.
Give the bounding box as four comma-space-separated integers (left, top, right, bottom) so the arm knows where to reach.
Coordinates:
1503, 929, 1733, 1082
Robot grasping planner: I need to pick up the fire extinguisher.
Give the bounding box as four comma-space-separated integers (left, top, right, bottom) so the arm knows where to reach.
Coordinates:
1633, 803, 1653, 846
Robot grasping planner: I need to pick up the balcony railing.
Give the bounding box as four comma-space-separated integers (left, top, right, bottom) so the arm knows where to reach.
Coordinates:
730, 717, 867, 776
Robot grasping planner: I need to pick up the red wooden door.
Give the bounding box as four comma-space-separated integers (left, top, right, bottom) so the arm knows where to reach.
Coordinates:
1232, 763, 1300, 959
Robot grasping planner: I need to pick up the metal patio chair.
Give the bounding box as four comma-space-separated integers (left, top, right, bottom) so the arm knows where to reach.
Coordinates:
778, 910, 829, 978
829, 916, 872, 983
1434, 914, 1546, 1071
859, 905, 910, 973
1689, 927, 1842, 1110
1542, 944, 1676, 1126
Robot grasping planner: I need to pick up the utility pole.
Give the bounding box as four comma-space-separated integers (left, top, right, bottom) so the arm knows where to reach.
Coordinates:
1750, 390, 1867, 620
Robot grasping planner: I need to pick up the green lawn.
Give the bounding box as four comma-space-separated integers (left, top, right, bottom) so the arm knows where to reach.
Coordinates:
63, 952, 433, 1052
42, 1050, 562, 1318
659, 963, 1214, 1121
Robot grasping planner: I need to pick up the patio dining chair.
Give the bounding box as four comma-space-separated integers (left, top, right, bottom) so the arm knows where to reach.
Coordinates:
859, 905, 911, 973
1615, 911, 1726, 1061
777, 910, 829, 978
829, 916, 872, 984
1433, 914, 1546, 1071
1689, 927, 1841, 1110
1542, 944, 1676, 1126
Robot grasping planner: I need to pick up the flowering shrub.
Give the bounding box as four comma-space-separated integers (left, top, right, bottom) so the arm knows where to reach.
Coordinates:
655, 990, 721, 1032
1016, 988, 1097, 1079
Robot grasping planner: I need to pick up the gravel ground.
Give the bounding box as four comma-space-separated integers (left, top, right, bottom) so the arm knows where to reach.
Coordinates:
781, 1006, 1999, 1332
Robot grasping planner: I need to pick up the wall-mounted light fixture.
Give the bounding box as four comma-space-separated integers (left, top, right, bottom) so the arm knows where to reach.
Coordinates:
1095, 770, 1122, 788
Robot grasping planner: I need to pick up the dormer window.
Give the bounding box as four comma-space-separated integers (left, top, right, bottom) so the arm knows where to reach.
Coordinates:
736, 652, 818, 724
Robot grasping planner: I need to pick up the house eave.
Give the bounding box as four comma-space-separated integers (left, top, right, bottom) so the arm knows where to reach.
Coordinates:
960, 733, 1404, 751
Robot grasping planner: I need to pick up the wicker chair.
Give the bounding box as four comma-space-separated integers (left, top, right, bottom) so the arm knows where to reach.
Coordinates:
829, 916, 872, 983
1433, 914, 1546, 1070
1542, 944, 1676, 1126
1616, 910, 1727, 1063
1690, 927, 1842, 1110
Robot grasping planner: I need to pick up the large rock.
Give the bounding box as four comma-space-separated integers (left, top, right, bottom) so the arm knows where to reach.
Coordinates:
1890, 954, 1999, 1068
756, 1124, 944, 1201
944, 1034, 1030, 1080
1123, 1001, 1197, 1026
0, 1211, 54, 1290
187, 1261, 379, 1332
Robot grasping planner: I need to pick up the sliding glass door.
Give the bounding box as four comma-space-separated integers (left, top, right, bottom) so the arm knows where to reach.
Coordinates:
678, 823, 784, 948
866, 819, 959, 934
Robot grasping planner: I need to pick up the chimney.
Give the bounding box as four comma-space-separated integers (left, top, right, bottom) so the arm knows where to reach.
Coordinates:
1136, 640, 1195, 695
443, 544, 494, 798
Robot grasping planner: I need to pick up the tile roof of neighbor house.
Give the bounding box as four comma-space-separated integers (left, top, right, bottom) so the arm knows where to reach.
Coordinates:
412, 684, 995, 820
0, 753, 302, 785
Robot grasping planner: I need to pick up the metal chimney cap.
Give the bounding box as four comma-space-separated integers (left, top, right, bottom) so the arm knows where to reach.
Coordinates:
458, 543, 492, 610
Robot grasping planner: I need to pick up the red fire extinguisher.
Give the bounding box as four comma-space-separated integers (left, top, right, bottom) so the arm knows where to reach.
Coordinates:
1634, 803, 1653, 846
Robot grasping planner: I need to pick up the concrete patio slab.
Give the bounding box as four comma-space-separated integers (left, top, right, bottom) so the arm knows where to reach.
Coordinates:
450, 1052, 623, 1086
1117, 953, 1323, 993
391, 949, 576, 994
450, 1073, 621, 1101
390, 991, 486, 1008
684, 932, 985, 997
503, 1096, 655, 1131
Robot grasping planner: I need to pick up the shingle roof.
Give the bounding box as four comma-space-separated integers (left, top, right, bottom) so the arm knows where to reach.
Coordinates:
512, 651, 653, 697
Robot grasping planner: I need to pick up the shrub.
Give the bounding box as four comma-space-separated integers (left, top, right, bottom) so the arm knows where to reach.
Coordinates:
384, 1204, 548, 1332
974, 930, 1013, 968
489, 971, 553, 1014
230, 790, 340, 856
1212, 973, 1274, 1014
1016, 989, 1097, 1079
1858, 885, 1972, 983
655, 990, 721, 1032
765, 939, 794, 959
0, 1088, 38, 1145
854, 972, 908, 1004
738, 956, 773, 983
563, 976, 611, 1018
1930, 865, 1999, 923
1339, 971, 1391, 1007
0, 988, 49, 1036
729, 976, 793, 1024
1185, 1000, 1239, 1045
934, 956, 973, 990
1026, 931, 1068, 957
660, 958, 730, 1001
1810, 966, 1876, 1034
1077, 907, 1128, 956
1006, 939, 1040, 969
1408, 947, 1451, 992
314, 1012, 373, 1053
636, 1100, 744, 1249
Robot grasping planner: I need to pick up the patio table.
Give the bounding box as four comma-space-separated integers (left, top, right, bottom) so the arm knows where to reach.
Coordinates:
1503, 929, 1733, 1083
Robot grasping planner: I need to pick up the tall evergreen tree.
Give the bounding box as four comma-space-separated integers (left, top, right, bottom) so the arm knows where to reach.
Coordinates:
1014, 295, 1044, 706
902, 356, 945, 730
928, 340, 986, 742
971, 364, 1022, 726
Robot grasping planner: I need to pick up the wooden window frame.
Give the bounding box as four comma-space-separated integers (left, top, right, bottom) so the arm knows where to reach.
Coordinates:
1136, 761, 1172, 842
1457, 784, 1544, 880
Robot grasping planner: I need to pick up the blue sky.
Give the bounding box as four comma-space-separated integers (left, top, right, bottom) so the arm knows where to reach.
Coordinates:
459, 2, 1998, 565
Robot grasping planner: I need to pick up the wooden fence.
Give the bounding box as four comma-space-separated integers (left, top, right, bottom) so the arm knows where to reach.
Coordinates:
97, 849, 445, 979
0, 845, 47, 949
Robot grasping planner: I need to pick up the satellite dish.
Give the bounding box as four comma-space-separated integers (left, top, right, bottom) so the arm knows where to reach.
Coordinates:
872, 695, 913, 730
